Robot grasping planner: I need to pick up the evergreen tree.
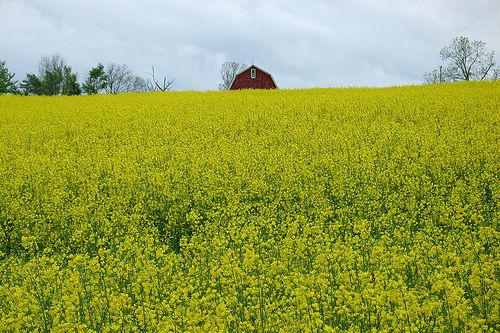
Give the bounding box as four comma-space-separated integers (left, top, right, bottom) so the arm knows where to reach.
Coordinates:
82, 63, 108, 94
20, 73, 42, 95
62, 66, 81, 95
0, 60, 18, 94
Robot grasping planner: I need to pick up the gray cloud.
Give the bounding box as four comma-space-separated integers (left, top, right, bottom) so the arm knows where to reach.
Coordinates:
1, 0, 499, 90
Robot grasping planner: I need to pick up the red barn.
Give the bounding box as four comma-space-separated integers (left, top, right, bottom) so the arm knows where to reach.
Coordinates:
229, 65, 277, 90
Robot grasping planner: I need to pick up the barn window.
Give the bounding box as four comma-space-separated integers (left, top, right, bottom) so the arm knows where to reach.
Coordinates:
251, 68, 256, 79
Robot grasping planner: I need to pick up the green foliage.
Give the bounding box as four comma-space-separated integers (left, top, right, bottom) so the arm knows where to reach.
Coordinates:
39, 54, 65, 95
20, 73, 42, 95
82, 63, 108, 95
0, 60, 18, 94
19, 55, 81, 96
62, 66, 81, 96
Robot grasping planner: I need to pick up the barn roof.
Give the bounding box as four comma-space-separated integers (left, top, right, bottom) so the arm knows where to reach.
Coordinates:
228, 64, 278, 90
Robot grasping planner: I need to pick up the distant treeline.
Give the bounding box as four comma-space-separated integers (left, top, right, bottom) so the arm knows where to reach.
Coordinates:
0, 54, 173, 96
2, 35, 498, 96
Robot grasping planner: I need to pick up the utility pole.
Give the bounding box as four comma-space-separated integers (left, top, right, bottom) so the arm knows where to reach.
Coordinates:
439, 66, 443, 83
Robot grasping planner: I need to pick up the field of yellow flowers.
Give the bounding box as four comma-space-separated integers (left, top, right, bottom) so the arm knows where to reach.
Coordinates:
0, 81, 498, 332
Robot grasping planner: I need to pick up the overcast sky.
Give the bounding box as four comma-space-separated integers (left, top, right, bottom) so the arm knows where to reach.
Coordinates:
1, 0, 499, 90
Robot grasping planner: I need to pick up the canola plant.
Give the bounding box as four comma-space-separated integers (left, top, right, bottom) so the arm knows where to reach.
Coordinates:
0, 82, 498, 332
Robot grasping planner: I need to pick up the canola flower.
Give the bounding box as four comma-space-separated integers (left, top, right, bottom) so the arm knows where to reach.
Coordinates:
0, 81, 499, 332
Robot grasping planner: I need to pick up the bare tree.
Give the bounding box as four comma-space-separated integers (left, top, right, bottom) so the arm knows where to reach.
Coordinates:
39, 54, 65, 95
424, 68, 441, 84
105, 63, 155, 93
127, 75, 150, 93
423, 66, 455, 84
218, 61, 247, 90
39, 54, 65, 78
492, 68, 500, 81
425, 36, 497, 83
147, 66, 174, 92
105, 63, 134, 94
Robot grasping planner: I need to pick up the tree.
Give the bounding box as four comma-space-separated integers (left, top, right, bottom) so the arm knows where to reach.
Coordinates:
82, 63, 108, 94
492, 68, 500, 81
423, 68, 441, 84
425, 36, 497, 83
128, 75, 149, 93
147, 66, 174, 92
19, 54, 81, 96
61, 66, 81, 96
20, 73, 42, 95
38, 54, 65, 95
105, 63, 152, 93
218, 61, 247, 90
105, 63, 134, 94
0, 60, 18, 94
423, 66, 456, 84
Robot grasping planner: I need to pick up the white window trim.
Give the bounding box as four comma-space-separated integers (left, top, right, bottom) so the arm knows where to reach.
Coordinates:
251, 68, 256, 79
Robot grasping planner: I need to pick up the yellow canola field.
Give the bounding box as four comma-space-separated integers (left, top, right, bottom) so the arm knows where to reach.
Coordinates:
0, 82, 499, 332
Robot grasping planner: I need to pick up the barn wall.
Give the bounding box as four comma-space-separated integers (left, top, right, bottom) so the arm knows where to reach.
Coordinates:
229, 67, 277, 90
